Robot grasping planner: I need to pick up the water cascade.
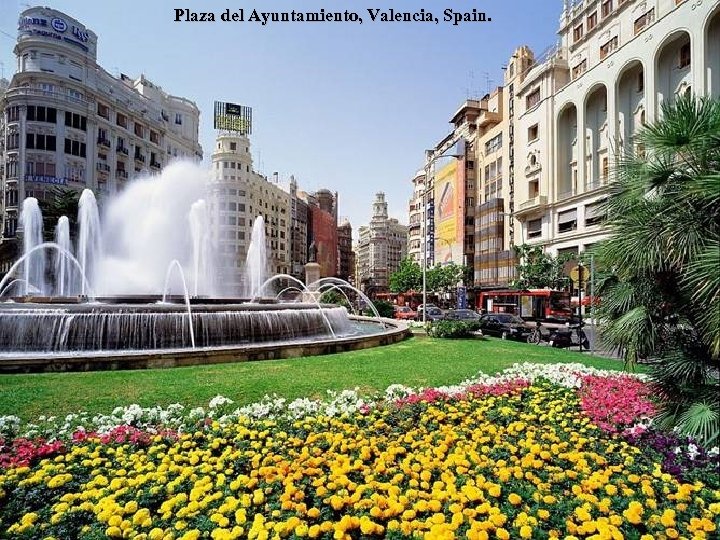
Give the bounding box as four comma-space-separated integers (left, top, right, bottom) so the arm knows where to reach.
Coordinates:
54, 216, 73, 296
19, 198, 45, 296
77, 189, 102, 297
245, 216, 269, 298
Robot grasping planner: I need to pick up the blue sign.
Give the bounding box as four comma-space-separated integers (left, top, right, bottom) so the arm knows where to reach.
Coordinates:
457, 286, 467, 309
24, 174, 67, 185
51, 18, 67, 32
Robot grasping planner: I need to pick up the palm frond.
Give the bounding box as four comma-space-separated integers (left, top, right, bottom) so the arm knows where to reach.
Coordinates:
676, 402, 720, 447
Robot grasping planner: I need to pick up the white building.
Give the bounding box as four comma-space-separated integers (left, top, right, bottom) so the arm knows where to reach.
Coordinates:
513, 0, 719, 257
357, 192, 408, 292
209, 133, 291, 295
0, 6, 202, 241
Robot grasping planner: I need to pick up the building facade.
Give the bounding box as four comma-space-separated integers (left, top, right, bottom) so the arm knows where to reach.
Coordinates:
336, 218, 354, 283
513, 0, 720, 257
357, 192, 408, 293
209, 133, 291, 294
0, 6, 202, 245
288, 176, 308, 281
407, 169, 426, 265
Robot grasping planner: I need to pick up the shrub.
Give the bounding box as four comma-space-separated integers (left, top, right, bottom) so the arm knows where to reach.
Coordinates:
363, 299, 394, 318
428, 320, 479, 338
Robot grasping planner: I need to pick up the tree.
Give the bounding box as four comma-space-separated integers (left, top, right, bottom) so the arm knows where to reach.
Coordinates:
389, 258, 421, 293
38, 187, 81, 242
512, 244, 573, 290
595, 94, 720, 446
426, 263, 468, 295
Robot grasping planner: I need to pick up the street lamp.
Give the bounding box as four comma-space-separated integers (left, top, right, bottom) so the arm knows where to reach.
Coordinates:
422, 149, 463, 323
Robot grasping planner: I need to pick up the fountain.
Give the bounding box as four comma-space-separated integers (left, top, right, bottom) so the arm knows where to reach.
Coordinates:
0, 162, 407, 372
54, 216, 73, 297
19, 198, 45, 296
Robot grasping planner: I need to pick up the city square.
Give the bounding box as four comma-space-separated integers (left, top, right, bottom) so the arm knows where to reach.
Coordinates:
0, 0, 719, 538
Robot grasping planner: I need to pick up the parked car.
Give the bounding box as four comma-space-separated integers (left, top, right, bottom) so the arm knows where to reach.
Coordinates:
393, 306, 417, 320
416, 307, 445, 322
477, 313, 532, 340
444, 309, 481, 322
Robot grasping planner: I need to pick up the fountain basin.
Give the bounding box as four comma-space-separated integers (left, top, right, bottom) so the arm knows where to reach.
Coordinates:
0, 301, 409, 373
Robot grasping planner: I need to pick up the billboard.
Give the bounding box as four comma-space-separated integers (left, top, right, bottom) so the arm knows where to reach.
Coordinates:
433, 160, 464, 265
213, 101, 252, 134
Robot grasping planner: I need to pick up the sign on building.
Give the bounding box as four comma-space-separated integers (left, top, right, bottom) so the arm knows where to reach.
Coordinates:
213, 101, 252, 135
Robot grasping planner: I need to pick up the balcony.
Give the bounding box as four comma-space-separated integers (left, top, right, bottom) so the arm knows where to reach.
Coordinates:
116, 146, 129, 155
134, 153, 146, 163
116, 170, 128, 179
96, 162, 110, 173
477, 110, 502, 128
516, 195, 548, 216
97, 137, 111, 149
524, 162, 542, 176
150, 160, 161, 169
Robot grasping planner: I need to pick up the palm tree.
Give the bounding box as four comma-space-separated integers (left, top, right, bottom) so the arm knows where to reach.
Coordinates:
595, 94, 720, 446
38, 187, 81, 242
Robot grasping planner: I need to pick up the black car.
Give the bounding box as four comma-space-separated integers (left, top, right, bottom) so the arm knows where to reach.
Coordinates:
478, 313, 532, 340
444, 309, 481, 322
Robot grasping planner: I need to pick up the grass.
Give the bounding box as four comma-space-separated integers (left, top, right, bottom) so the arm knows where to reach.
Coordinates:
0, 336, 637, 422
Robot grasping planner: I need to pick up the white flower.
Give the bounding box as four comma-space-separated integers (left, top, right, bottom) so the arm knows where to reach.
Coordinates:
208, 395, 234, 409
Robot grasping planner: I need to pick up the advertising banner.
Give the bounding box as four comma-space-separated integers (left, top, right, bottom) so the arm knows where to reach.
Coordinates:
433, 160, 463, 264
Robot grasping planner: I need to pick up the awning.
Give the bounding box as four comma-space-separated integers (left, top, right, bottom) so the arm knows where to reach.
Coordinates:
558, 209, 577, 224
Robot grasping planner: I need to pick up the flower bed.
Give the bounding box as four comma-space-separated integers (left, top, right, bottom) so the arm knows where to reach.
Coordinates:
0, 363, 718, 539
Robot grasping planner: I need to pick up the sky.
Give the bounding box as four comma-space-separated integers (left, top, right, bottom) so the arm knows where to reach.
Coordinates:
0, 0, 561, 238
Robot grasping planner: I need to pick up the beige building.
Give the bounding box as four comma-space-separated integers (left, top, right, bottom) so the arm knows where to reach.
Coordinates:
209, 133, 290, 294
513, 0, 720, 257
406, 169, 426, 265
357, 192, 408, 292
0, 6, 202, 244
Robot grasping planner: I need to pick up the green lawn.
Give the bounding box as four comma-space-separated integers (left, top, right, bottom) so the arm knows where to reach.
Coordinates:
0, 336, 634, 422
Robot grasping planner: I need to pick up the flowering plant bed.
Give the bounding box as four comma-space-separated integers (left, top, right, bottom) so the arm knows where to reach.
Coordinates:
0, 363, 718, 539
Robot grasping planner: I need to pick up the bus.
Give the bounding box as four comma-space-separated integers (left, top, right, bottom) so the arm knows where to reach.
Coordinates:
476, 289, 573, 322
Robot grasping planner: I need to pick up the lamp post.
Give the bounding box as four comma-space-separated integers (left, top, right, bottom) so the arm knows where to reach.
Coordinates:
422, 150, 463, 323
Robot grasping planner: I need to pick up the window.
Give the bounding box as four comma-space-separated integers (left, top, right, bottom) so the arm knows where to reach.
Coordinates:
485, 133, 503, 154
26, 106, 57, 124
64, 138, 86, 157
97, 103, 110, 119
528, 124, 539, 141
602, 157, 609, 180
679, 43, 691, 68
585, 200, 606, 227
586, 12, 597, 30
6, 106, 20, 122
230, 142, 237, 151
526, 88, 540, 109
557, 209, 578, 233
466, 160, 474, 170
601, 0, 613, 18
573, 24, 584, 42
116, 113, 127, 129
634, 9, 654, 34
600, 37, 618, 60
26, 134, 56, 151
175, 113, 182, 125
572, 60, 587, 80
65, 112, 87, 131
150, 130, 159, 144
134, 122, 144, 138
527, 218, 542, 239
6, 132, 19, 150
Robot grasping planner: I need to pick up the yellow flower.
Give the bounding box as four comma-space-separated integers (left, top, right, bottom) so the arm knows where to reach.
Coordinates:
519, 525, 533, 538
508, 493, 522, 506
